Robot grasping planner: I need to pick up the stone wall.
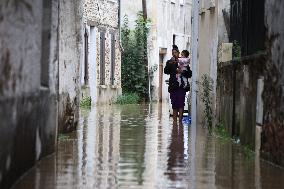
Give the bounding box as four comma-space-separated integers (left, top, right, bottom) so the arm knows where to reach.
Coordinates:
217, 55, 265, 148
84, 0, 122, 105
216, 0, 284, 167
85, 0, 119, 28
96, 30, 122, 105
0, 0, 59, 188
261, 0, 284, 166
58, 0, 84, 132
216, 63, 234, 134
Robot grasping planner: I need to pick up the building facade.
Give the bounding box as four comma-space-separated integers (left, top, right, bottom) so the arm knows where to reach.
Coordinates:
83, 0, 122, 105
0, 1, 59, 188
0, 0, 85, 187
197, 0, 266, 154
58, 0, 84, 133
121, 0, 192, 102
196, 0, 230, 125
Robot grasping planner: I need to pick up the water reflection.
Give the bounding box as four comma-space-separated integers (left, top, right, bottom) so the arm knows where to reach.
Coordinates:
12, 103, 284, 189
166, 122, 188, 188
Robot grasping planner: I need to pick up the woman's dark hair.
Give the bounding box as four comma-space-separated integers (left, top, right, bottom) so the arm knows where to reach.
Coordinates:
172, 45, 179, 52
181, 50, 190, 58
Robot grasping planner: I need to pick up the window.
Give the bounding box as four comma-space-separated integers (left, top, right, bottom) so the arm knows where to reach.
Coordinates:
230, 0, 265, 56
84, 30, 89, 85
110, 33, 116, 85
100, 31, 106, 85
41, 0, 52, 87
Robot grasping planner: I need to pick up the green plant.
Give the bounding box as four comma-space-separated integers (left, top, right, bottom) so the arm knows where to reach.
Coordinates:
233, 40, 241, 58
243, 145, 255, 160
121, 13, 151, 99
80, 96, 91, 108
200, 74, 214, 130
113, 93, 140, 104
214, 122, 231, 140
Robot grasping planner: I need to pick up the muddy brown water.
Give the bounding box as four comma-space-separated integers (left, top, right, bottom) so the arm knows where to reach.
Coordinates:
12, 103, 284, 189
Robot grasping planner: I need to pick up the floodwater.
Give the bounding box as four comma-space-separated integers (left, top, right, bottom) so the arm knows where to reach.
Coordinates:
13, 103, 284, 189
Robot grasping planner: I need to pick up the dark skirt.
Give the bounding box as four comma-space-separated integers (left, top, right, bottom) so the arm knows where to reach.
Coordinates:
170, 87, 186, 109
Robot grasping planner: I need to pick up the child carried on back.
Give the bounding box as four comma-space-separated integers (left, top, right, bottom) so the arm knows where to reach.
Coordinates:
176, 50, 190, 90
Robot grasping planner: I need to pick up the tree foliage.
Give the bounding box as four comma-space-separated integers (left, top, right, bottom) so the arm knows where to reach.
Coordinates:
121, 13, 150, 98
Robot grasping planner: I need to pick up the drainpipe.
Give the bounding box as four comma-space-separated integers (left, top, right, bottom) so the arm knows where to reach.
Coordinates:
191, 0, 199, 131
190, 0, 199, 188
232, 60, 236, 137
118, 0, 124, 52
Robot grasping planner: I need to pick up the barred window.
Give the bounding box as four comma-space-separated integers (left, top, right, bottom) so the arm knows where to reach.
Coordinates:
230, 0, 265, 56
100, 31, 106, 85
110, 33, 116, 85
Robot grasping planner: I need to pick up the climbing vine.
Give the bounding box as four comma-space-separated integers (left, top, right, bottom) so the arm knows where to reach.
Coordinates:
121, 12, 151, 99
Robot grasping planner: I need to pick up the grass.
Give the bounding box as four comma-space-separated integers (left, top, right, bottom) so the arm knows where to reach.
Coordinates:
58, 133, 70, 141
113, 93, 140, 104
80, 96, 91, 108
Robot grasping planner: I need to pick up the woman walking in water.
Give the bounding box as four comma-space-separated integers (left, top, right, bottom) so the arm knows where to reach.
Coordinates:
164, 45, 192, 123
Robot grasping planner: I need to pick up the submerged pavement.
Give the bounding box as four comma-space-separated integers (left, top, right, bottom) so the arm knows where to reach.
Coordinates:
12, 103, 284, 189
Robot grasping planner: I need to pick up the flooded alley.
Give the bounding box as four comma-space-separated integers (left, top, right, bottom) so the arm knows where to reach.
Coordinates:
12, 103, 284, 189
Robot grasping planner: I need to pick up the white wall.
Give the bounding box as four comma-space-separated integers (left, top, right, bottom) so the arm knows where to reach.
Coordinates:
0, 0, 59, 187
121, 0, 192, 101
197, 0, 230, 123
58, 0, 84, 132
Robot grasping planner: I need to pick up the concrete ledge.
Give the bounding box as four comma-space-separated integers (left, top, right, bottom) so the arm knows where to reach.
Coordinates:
218, 51, 266, 68
110, 85, 120, 89
98, 85, 107, 89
